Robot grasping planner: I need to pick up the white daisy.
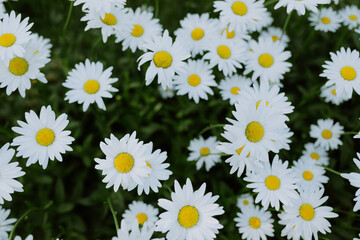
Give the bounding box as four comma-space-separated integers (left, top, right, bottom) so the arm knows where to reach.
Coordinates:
27, 33, 52, 59
174, 13, 218, 57
259, 27, 290, 46
112, 220, 157, 240
309, 7, 341, 32
274, 0, 331, 15
234, 205, 274, 240
300, 142, 329, 166
187, 136, 221, 171
74, 0, 126, 17
340, 5, 360, 30
156, 178, 224, 240
310, 118, 344, 150
341, 152, 360, 211
247, 10, 273, 33
115, 7, 162, 53
244, 155, 298, 210
122, 201, 159, 228
279, 188, 338, 240
0, 11, 33, 60
321, 47, 360, 98
137, 30, 190, 90
12, 105, 74, 169
215, 20, 251, 42
320, 84, 351, 105
0, 143, 25, 204
173, 59, 217, 104
218, 74, 252, 105
244, 37, 292, 85
94, 132, 151, 192
236, 193, 254, 210
63, 59, 118, 111
0, 207, 16, 240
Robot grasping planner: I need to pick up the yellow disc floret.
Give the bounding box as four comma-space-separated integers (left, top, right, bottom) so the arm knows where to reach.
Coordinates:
101, 13, 117, 25
302, 171, 313, 181
258, 53, 274, 68
310, 152, 320, 160
243, 200, 249, 205
84, 80, 100, 94
114, 153, 135, 173
249, 217, 261, 229
153, 51, 172, 68
131, 24, 144, 37
0, 33, 16, 47
321, 17, 331, 24
321, 129, 332, 139
200, 147, 210, 156
272, 36, 279, 42
191, 28, 204, 41
36, 128, 55, 146
224, 28, 235, 39
230, 87, 240, 95
245, 121, 264, 143
9, 57, 29, 76
340, 66, 356, 81
217, 45, 231, 59
299, 204, 315, 221
265, 175, 281, 190
232, 1, 248, 16
136, 213, 148, 225
178, 205, 199, 228
349, 15, 358, 21
188, 74, 201, 86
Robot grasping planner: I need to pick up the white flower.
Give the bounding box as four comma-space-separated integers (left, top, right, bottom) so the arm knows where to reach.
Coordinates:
236, 193, 254, 210
218, 74, 252, 105
158, 85, 175, 99
74, 0, 126, 17
259, 27, 290, 46
27, 33, 52, 59
122, 201, 159, 228
320, 84, 351, 105
309, 7, 342, 32
0, 207, 16, 240
340, 5, 360, 30
274, 0, 331, 15
187, 136, 221, 171
310, 118, 344, 150
300, 142, 329, 166
12, 105, 74, 169
111, 220, 157, 240
341, 153, 360, 211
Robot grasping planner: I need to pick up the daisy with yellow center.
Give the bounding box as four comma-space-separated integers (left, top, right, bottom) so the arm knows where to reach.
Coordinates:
122, 201, 159, 228
309, 8, 341, 32
259, 27, 290, 46
340, 5, 360, 30
310, 118, 344, 150
218, 74, 252, 105
236, 193, 254, 210
63, 59, 119, 112
156, 178, 224, 240
300, 143, 329, 166
11, 106, 74, 169
320, 84, 351, 106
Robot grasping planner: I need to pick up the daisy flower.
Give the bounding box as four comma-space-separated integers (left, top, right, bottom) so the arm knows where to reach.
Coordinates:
112, 220, 158, 240
74, 0, 126, 16
310, 118, 344, 150
174, 13, 218, 57
320, 84, 351, 105
0, 207, 16, 240
218, 74, 252, 105
158, 85, 175, 99
63, 59, 118, 111
259, 27, 290, 46
202, 34, 246, 76
156, 178, 224, 240
279, 188, 338, 240
173, 59, 217, 104
0, 143, 25, 204
309, 7, 341, 32
322, 48, 360, 98
94, 132, 151, 192
213, 0, 267, 32
138, 30, 190, 90
236, 193, 254, 210
234, 205, 274, 240
12, 105, 74, 169
244, 37, 292, 85
341, 153, 360, 211
115, 7, 162, 53
244, 155, 298, 210
300, 142, 329, 166
27, 33, 52, 59
0, 11, 33, 60
216, 20, 251, 42
247, 10, 273, 33
187, 136, 221, 171
122, 201, 159, 228
340, 6, 360, 30
274, 0, 331, 15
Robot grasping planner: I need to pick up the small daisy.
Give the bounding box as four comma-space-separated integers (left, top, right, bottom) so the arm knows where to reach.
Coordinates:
218, 74, 252, 105
236, 193, 254, 210
187, 136, 221, 171
300, 142, 329, 166
279, 188, 338, 240
173, 59, 217, 104
341, 153, 360, 211
74, 0, 126, 16
115, 7, 162, 53
174, 13, 218, 57
0, 207, 16, 240
94, 132, 151, 192
156, 178, 224, 240
310, 118, 344, 150
244, 37, 292, 85
247, 10, 273, 33
0, 11, 33, 60
274, 0, 331, 15
122, 201, 159, 228
63, 59, 118, 111
320, 84, 351, 105
138, 30, 190, 90
340, 6, 360, 30
158, 85, 175, 99
0, 143, 25, 204
309, 7, 341, 32
12, 105, 74, 169
27, 33, 52, 59
112, 220, 157, 240
244, 155, 298, 210
234, 205, 274, 240
213, 0, 267, 32
216, 21, 251, 42
259, 27, 290, 46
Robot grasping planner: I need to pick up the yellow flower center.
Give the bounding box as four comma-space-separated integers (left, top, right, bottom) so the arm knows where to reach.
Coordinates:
302, 171, 313, 181
272, 36, 279, 42
0, 33, 16, 47
340, 66, 356, 81
223, 28, 235, 39
131, 24, 144, 37
229, 86, 240, 95
136, 213, 148, 225
232, 1, 248, 16
256, 100, 269, 109
245, 121, 264, 143
331, 89, 336, 96
188, 74, 201, 86
178, 205, 199, 228
153, 51, 172, 68
299, 204, 315, 221
265, 175, 281, 190
243, 200, 249, 205
9, 57, 29, 76
321, 129, 332, 139
200, 147, 210, 156
236, 145, 245, 155
101, 13, 117, 25
83, 80, 100, 94
258, 53, 274, 68
217, 45, 231, 59
349, 15, 358, 21
191, 28, 204, 41
321, 17, 331, 24
36, 128, 55, 146
114, 153, 134, 173
310, 152, 320, 160
249, 217, 261, 229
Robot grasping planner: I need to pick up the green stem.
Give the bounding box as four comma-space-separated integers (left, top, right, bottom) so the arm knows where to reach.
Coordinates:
155, 0, 159, 18
334, 28, 348, 50
264, 0, 278, 7
107, 197, 119, 232
63, 1, 74, 35
281, 11, 293, 39
319, 165, 341, 176
342, 131, 358, 135
198, 124, 226, 136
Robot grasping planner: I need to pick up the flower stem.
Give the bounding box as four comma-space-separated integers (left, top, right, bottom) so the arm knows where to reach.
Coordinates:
198, 124, 226, 137
63, 1, 74, 35
107, 197, 119, 232
281, 11, 293, 39
318, 165, 341, 176
264, 0, 278, 7
342, 131, 358, 135
155, 0, 159, 18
